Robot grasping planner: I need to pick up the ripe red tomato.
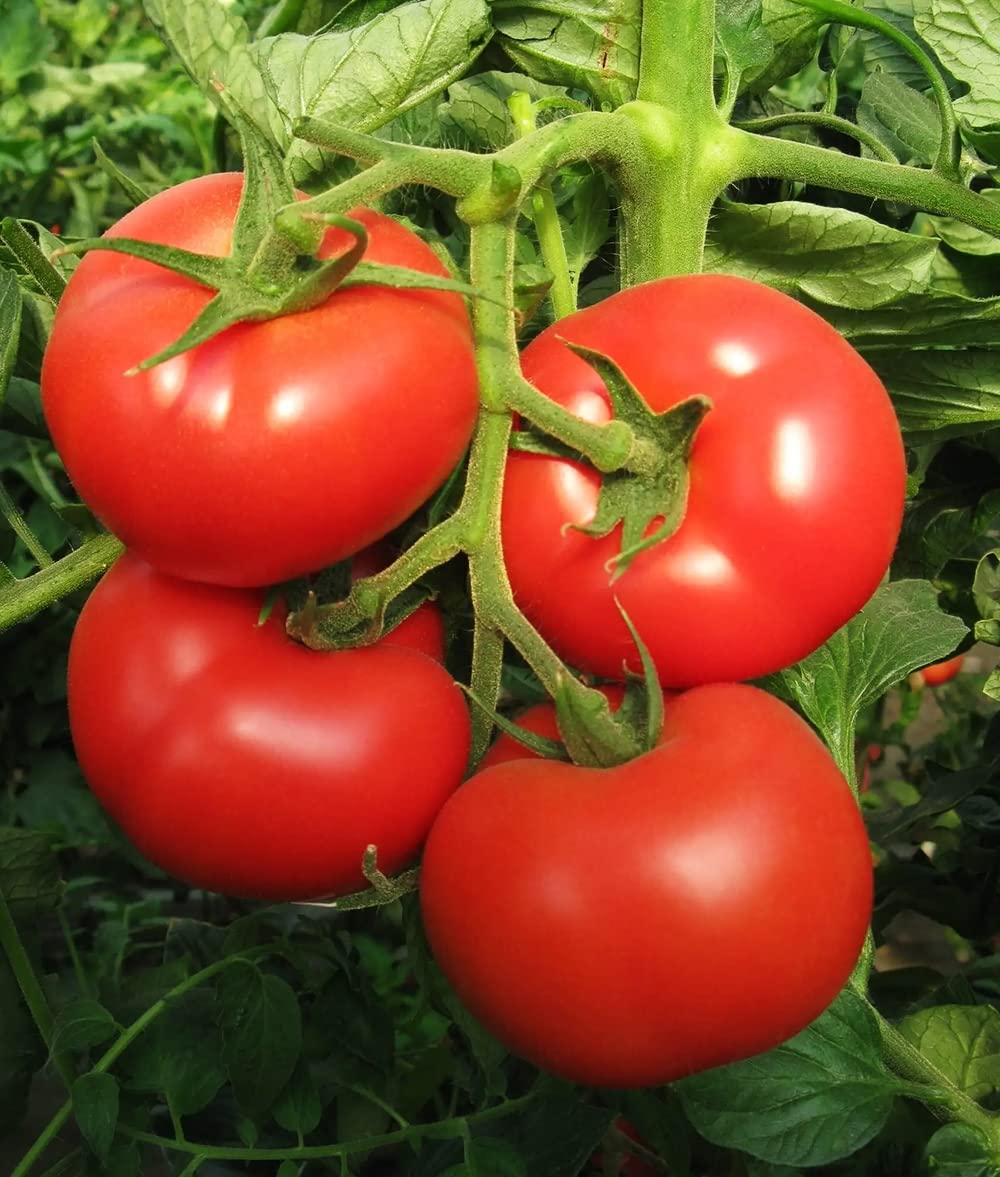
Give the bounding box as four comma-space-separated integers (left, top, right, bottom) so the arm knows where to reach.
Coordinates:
501, 276, 906, 686
420, 683, 872, 1087
914, 653, 964, 687
42, 173, 479, 588
68, 553, 470, 901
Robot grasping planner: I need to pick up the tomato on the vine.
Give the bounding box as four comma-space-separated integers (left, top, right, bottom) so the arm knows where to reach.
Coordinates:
501, 275, 906, 686
421, 683, 872, 1087
42, 173, 480, 588
68, 553, 470, 901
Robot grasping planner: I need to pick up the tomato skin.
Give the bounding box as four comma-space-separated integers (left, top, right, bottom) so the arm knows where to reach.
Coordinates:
68, 553, 470, 901
915, 654, 964, 687
42, 173, 479, 588
501, 275, 906, 686
420, 683, 872, 1087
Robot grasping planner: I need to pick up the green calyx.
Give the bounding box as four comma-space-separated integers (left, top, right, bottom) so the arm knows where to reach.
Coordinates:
560, 342, 711, 579
53, 93, 486, 373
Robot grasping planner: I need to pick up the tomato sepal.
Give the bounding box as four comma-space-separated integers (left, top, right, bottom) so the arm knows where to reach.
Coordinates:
561, 342, 711, 579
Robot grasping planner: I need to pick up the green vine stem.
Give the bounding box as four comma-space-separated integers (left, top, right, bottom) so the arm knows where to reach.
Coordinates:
508, 92, 576, 320
0, 889, 75, 1091
0, 532, 123, 634
788, 0, 960, 179
734, 113, 899, 164
728, 126, 1000, 236
0, 481, 53, 569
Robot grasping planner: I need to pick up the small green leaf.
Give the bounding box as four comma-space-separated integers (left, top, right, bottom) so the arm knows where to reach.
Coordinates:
678, 989, 900, 1168
73, 1072, 119, 1165
717, 0, 774, 96
900, 1005, 1000, 1104
439, 71, 580, 150
857, 71, 941, 167
0, 827, 63, 918
52, 1000, 118, 1056
869, 351, 1000, 445
220, 965, 302, 1117
273, 1061, 322, 1136
773, 580, 968, 779
925, 1124, 1000, 1176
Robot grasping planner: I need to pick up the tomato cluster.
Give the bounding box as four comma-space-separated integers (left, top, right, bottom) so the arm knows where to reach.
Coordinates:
46, 177, 898, 1088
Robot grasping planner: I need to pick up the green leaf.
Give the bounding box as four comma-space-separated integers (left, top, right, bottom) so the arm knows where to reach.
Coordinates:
122, 989, 226, 1116
0, 960, 43, 1135
925, 191, 1000, 256
443, 1137, 527, 1177
899, 1005, 1000, 1103
561, 169, 612, 298
859, 0, 935, 90
773, 581, 968, 779
925, 1124, 1000, 1176
866, 349, 1000, 445
677, 989, 900, 1168
51, 1000, 118, 1056
220, 965, 302, 1117
857, 71, 940, 166
492, 0, 639, 108
439, 71, 579, 151
0, 827, 63, 918
707, 201, 938, 309
915, 0, 1000, 127
142, 0, 282, 143
273, 1060, 322, 1136
975, 549, 1000, 626
73, 1072, 119, 1166
257, 0, 492, 178
746, 0, 827, 91
0, 0, 55, 86
867, 760, 996, 841
0, 267, 22, 410
717, 0, 774, 95
479, 1092, 613, 1177
308, 971, 395, 1077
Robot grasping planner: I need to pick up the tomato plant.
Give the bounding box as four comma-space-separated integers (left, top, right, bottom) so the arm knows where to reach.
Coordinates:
421, 684, 873, 1087
41, 172, 480, 588
502, 276, 907, 686
67, 552, 470, 900
5, 0, 1000, 1172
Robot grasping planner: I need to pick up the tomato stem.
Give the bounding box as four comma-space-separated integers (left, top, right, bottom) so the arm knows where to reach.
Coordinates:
508, 93, 576, 321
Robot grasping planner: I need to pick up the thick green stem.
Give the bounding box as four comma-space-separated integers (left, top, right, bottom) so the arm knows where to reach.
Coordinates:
0, 532, 123, 634
0, 889, 75, 1091
636, 0, 716, 113
730, 128, 1000, 237
468, 621, 505, 769
508, 93, 576, 320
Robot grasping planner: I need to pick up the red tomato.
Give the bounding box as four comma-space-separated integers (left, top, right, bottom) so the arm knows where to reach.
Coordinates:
420, 683, 872, 1087
501, 276, 906, 686
68, 553, 470, 901
349, 543, 445, 663
914, 654, 964, 687
42, 173, 479, 588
